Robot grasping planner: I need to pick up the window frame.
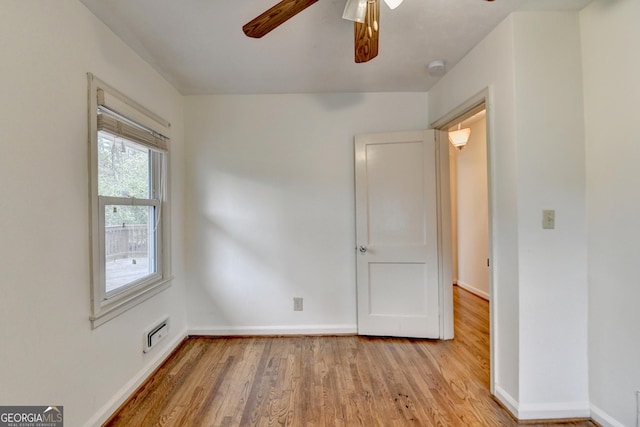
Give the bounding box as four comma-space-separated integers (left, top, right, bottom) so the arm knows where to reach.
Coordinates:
88, 73, 172, 328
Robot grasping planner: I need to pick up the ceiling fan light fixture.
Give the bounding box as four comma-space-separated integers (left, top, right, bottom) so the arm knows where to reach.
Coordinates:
343, 0, 368, 23
383, 0, 403, 9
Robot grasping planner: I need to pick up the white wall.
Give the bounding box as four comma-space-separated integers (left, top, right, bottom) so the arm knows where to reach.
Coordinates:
581, 1, 640, 425
512, 13, 589, 417
455, 118, 490, 299
429, 15, 521, 405
184, 93, 428, 334
0, 2, 187, 426
449, 145, 459, 284
429, 12, 589, 419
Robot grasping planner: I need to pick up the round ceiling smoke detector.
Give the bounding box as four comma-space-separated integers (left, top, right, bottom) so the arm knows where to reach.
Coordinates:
427, 60, 446, 77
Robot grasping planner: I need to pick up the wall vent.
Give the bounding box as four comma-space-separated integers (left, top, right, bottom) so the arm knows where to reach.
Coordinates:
143, 317, 169, 353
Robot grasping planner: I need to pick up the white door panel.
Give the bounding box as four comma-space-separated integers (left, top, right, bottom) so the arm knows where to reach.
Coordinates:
369, 263, 428, 316
355, 130, 439, 339
366, 141, 426, 245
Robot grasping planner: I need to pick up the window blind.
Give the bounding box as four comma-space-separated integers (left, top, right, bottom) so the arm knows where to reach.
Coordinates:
96, 87, 170, 152
97, 113, 168, 152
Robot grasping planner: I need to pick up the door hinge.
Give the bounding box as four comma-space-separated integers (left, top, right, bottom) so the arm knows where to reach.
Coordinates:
487, 258, 490, 267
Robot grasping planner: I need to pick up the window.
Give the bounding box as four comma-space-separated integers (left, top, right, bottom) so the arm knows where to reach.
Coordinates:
88, 73, 171, 328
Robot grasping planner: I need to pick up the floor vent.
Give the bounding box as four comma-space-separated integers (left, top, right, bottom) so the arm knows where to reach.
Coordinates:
143, 318, 169, 353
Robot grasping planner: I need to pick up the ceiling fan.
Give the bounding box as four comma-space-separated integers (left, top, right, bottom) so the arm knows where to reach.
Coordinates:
242, 0, 403, 63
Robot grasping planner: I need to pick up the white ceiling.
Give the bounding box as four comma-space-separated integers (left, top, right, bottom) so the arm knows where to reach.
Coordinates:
80, 0, 592, 95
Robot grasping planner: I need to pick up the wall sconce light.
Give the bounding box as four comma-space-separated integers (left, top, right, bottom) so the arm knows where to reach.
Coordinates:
449, 124, 471, 150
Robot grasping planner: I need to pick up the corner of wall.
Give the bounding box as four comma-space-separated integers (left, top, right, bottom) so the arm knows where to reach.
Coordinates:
83, 329, 188, 427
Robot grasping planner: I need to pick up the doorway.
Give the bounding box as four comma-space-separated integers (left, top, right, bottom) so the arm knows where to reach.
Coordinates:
449, 110, 490, 300
431, 93, 495, 393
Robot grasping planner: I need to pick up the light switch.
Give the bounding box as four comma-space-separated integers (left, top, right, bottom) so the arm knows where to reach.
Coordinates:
542, 209, 555, 229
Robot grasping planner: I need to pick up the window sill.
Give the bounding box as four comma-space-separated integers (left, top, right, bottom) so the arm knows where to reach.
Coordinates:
90, 276, 173, 329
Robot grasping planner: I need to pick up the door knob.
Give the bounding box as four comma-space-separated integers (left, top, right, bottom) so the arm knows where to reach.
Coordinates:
359, 245, 367, 254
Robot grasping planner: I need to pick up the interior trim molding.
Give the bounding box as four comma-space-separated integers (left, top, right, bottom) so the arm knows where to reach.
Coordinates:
188, 324, 358, 336
455, 282, 490, 301
517, 401, 591, 420
590, 404, 626, 427
494, 385, 519, 418
494, 386, 592, 422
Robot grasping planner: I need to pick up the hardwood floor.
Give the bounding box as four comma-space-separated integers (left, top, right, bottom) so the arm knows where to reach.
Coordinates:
105, 287, 596, 426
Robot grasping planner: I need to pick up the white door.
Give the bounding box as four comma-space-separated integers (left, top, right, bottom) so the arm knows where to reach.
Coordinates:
355, 130, 439, 338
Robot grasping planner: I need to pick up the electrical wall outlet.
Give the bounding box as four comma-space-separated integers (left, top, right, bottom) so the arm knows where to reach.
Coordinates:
293, 297, 303, 311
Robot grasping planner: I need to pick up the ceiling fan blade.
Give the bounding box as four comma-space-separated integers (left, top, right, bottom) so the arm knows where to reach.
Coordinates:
243, 0, 320, 38
354, 0, 379, 63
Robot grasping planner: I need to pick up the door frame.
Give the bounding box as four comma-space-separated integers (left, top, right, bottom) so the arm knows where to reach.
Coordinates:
430, 88, 496, 394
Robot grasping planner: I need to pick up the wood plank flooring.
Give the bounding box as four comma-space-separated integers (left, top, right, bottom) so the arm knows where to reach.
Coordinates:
105, 287, 596, 426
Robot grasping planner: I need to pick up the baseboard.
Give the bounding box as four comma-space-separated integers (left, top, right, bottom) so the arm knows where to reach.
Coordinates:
455, 281, 490, 300
494, 385, 519, 418
494, 386, 590, 421
590, 404, 626, 427
517, 401, 591, 420
83, 329, 188, 427
188, 324, 358, 336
